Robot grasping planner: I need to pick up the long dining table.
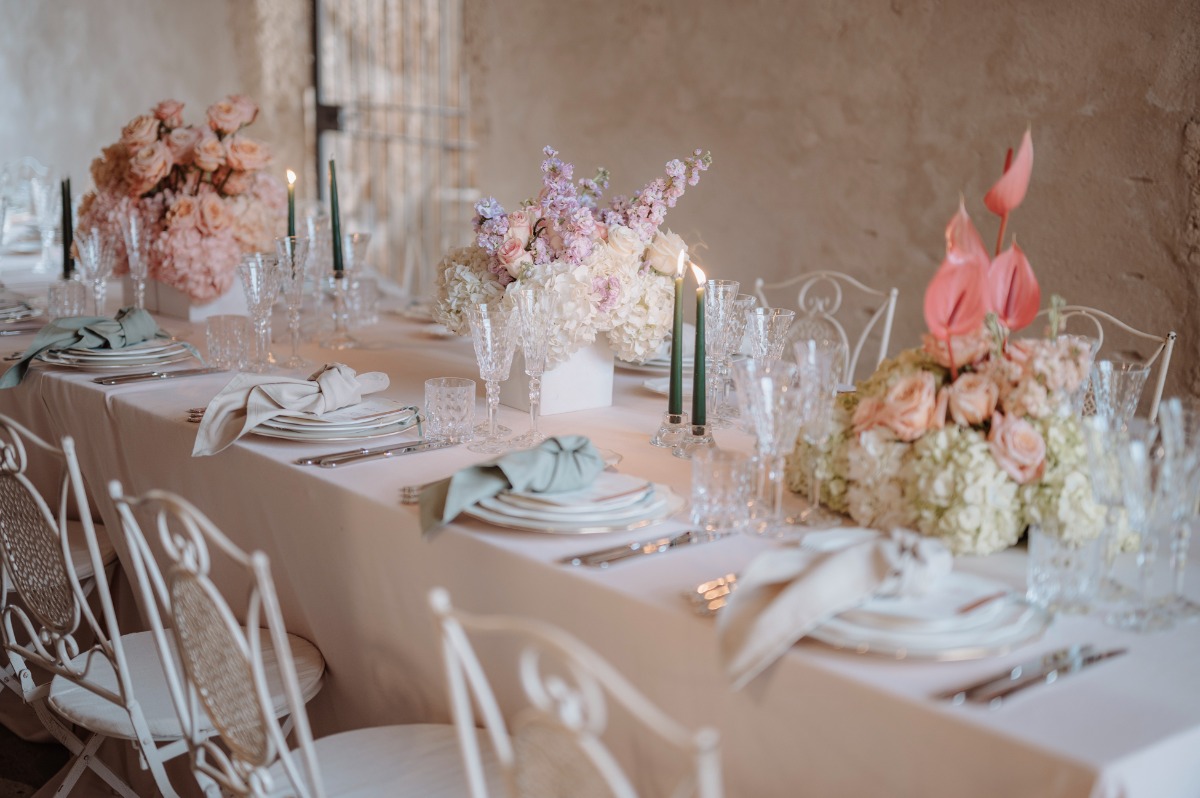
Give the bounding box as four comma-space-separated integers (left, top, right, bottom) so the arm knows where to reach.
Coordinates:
2, 280, 1200, 797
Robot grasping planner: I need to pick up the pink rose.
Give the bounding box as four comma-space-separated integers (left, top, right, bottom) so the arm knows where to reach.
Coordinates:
228, 94, 259, 127
153, 100, 185, 128
198, 192, 233, 235
122, 114, 161, 153
128, 142, 173, 195
883, 371, 938, 442
224, 135, 272, 172
592, 220, 609, 242
496, 237, 533, 278
852, 396, 889, 435
922, 329, 991, 370
946, 372, 999, 426
194, 133, 226, 172
989, 412, 1046, 485
932, 386, 949, 430
505, 210, 533, 247
168, 196, 199, 230
164, 126, 202, 166
206, 99, 244, 135
222, 171, 253, 196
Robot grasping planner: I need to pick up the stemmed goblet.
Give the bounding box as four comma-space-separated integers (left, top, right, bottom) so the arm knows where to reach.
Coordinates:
467, 303, 518, 454
745, 307, 796, 361
1154, 397, 1200, 622
793, 335, 849, 528
275, 236, 312, 369
512, 287, 553, 447
120, 212, 152, 310
732, 358, 806, 536
237, 253, 282, 373
1091, 356, 1150, 423
29, 174, 58, 275
75, 226, 115, 316
702, 280, 741, 428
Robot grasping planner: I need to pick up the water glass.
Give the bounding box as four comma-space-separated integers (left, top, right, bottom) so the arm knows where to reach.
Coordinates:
205, 315, 250, 370
1091, 356, 1150, 423
48, 279, 87, 319
745, 307, 796, 361
424, 377, 476, 444
1026, 522, 1103, 614
690, 449, 756, 535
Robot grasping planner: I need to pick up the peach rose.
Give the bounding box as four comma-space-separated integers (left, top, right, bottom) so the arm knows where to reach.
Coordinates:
194, 133, 226, 172
153, 99, 185, 128
496, 237, 532, 278
989, 412, 1046, 484
646, 229, 688, 275
852, 396, 889, 435
883, 371, 938, 441
932, 386, 950, 430
122, 114, 160, 152
198, 192, 233, 235
228, 94, 259, 127
167, 196, 199, 230
222, 171, 253, 196
922, 329, 992, 370
224, 135, 272, 171
206, 99, 243, 135
129, 142, 173, 194
164, 126, 201, 166
946, 372, 999, 427
505, 209, 533, 247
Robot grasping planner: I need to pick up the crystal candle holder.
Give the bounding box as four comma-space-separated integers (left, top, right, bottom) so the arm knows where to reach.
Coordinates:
650, 411, 690, 448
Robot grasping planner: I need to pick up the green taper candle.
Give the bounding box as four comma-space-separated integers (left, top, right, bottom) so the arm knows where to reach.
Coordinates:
286, 169, 296, 239
60, 178, 73, 279
329, 160, 343, 274
691, 263, 706, 426
668, 250, 686, 416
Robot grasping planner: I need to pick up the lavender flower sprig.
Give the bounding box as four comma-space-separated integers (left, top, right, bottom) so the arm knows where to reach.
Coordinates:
473, 196, 508, 253
608, 149, 712, 243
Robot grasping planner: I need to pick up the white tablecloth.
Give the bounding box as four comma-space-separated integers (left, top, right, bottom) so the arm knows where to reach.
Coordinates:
2, 304, 1199, 798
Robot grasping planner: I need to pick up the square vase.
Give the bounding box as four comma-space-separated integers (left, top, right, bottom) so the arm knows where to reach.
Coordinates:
125, 277, 248, 322
500, 339, 614, 416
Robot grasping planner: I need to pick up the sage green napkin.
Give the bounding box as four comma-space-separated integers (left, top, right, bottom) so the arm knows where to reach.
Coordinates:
419, 435, 606, 535
0, 307, 167, 388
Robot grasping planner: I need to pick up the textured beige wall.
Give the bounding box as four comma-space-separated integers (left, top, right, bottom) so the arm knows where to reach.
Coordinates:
465, 0, 1200, 395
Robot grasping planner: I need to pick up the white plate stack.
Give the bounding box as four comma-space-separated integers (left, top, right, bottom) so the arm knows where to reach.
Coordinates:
39, 339, 195, 371
251, 398, 421, 442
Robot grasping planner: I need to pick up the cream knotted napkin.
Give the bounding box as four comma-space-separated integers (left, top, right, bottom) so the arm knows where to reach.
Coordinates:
718, 528, 952, 689
192, 363, 389, 456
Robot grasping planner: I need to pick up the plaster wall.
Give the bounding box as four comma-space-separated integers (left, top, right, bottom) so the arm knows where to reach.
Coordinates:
465, 0, 1200, 394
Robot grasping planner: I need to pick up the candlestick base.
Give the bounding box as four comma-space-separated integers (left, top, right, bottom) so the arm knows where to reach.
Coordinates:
650, 411, 690, 448
672, 423, 716, 459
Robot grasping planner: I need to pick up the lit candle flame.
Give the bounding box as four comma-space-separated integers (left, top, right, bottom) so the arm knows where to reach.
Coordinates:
286, 169, 296, 186
690, 262, 706, 284
675, 249, 688, 278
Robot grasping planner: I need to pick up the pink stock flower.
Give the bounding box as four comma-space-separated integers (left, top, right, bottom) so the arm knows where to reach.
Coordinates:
989, 411, 1046, 484
121, 115, 160, 153
153, 100, 185, 128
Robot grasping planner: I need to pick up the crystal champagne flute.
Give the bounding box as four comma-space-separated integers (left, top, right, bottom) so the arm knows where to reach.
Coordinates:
467, 303, 517, 454
794, 335, 849, 528
237, 253, 282, 373
120, 212, 152, 310
75, 227, 115, 316
274, 235, 312, 369
512, 287, 553, 447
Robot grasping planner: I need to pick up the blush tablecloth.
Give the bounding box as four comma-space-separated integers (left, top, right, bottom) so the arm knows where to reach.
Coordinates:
1, 305, 1198, 798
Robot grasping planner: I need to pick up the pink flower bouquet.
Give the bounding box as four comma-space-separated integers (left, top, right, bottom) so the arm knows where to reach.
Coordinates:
79, 96, 285, 302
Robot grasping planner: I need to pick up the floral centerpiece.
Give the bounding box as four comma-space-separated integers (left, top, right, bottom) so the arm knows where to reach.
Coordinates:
79, 96, 285, 302
787, 131, 1105, 555
433, 146, 712, 365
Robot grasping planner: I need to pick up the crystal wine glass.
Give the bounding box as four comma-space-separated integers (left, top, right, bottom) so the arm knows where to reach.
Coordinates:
343, 231, 372, 328
237, 253, 282, 373
1154, 397, 1200, 622
467, 303, 518, 454
1091, 356, 1151, 424
702, 280, 741, 428
745, 307, 796, 361
793, 335, 849, 527
120, 212, 152, 310
75, 226, 116, 316
29, 174, 59, 275
274, 235, 312, 369
732, 358, 806, 536
512, 287, 553, 447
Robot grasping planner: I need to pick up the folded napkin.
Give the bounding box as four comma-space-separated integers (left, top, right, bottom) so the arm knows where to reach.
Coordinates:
192, 363, 389, 456
0, 307, 165, 388
718, 529, 952, 689
419, 435, 605, 535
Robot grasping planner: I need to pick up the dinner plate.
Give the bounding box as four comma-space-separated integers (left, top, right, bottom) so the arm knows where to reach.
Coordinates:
641, 377, 692, 398
496, 484, 654, 515
249, 415, 420, 442
262, 399, 419, 433
38, 350, 196, 371
477, 491, 667, 525
61, 339, 183, 358
463, 483, 685, 534
838, 572, 1011, 635
501, 472, 652, 509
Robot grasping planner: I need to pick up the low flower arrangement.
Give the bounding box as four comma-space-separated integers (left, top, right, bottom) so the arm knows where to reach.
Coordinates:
787, 131, 1104, 555
433, 146, 711, 365
79, 96, 285, 302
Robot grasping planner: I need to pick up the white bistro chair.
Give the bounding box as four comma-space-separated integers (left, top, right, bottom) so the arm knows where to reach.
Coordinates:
753, 270, 899, 383
109, 483, 499, 798
1031, 304, 1176, 421
429, 587, 724, 798
0, 417, 188, 796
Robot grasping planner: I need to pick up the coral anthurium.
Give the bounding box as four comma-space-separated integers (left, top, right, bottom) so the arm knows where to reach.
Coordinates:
984, 128, 1033, 254
945, 199, 990, 271
924, 259, 988, 379
987, 240, 1040, 333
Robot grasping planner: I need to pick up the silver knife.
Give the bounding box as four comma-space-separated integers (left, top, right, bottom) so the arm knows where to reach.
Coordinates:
971, 647, 1128, 707
935, 644, 1095, 704
94, 367, 224, 386
317, 439, 455, 467
563, 530, 726, 568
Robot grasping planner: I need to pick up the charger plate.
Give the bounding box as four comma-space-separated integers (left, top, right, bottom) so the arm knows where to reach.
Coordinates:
464, 484, 684, 534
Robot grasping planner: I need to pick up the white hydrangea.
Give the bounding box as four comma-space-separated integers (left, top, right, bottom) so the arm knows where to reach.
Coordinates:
524, 262, 601, 367
606, 269, 674, 363
1019, 415, 1105, 546
845, 428, 917, 530
903, 425, 1023, 555
432, 245, 505, 335
785, 402, 852, 514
